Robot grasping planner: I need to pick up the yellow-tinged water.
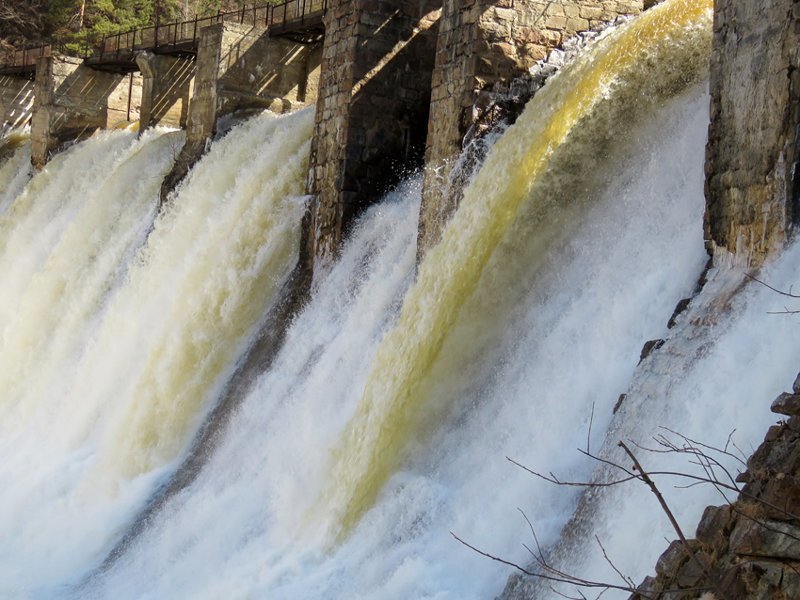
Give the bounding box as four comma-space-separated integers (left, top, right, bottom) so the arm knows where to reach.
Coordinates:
90, 111, 314, 481
0, 111, 315, 590
321, 0, 714, 540
0, 130, 29, 153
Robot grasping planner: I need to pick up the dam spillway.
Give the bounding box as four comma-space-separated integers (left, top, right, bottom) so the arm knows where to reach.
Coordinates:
1, 0, 800, 597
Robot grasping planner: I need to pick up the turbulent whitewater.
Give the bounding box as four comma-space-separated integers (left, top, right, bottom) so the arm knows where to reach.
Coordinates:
2, 0, 799, 598
0, 111, 312, 594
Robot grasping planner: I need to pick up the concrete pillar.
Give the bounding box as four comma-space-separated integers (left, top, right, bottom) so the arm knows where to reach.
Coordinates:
304, 0, 441, 270
0, 75, 35, 131
159, 22, 324, 206
30, 55, 125, 169
136, 53, 194, 131
704, 0, 800, 266
417, 0, 643, 257
157, 25, 223, 205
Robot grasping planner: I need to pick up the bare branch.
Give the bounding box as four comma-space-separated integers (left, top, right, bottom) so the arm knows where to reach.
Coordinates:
745, 272, 800, 298
617, 441, 713, 588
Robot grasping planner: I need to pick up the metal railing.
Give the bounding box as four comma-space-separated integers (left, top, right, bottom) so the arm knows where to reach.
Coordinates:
0, 45, 54, 71
0, 0, 327, 72
94, 0, 327, 60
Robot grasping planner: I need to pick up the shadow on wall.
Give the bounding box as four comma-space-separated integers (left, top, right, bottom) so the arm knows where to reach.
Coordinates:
346, 18, 439, 204
0, 74, 35, 130
307, 0, 440, 263
146, 56, 195, 128
216, 24, 323, 115
51, 64, 126, 141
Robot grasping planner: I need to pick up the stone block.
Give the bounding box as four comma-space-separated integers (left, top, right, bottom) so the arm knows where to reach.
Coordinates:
773, 392, 800, 417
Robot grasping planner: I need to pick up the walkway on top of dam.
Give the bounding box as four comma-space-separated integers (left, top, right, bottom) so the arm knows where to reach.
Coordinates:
0, 0, 327, 77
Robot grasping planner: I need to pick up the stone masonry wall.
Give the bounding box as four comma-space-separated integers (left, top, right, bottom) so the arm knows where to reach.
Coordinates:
30, 56, 124, 169
704, 0, 800, 267
305, 0, 440, 268
157, 24, 224, 206
0, 75, 35, 131
418, 0, 643, 255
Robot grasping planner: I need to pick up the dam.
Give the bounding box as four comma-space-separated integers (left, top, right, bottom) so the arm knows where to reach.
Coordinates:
0, 0, 799, 597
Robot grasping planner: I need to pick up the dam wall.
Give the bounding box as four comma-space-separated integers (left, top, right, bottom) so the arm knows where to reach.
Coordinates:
17, 18, 319, 170
0, 75, 35, 131
704, 0, 800, 267
6, 0, 798, 273
30, 56, 129, 170
304, 0, 440, 266
137, 53, 194, 130
417, 0, 644, 254
157, 21, 322, 204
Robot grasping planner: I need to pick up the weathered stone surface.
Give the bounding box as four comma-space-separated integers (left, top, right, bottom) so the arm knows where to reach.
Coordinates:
704, 0, 800, 266
772, 392, 800, 417
106, 72, 141, 127
306, 0, 440, 270
417, 0, 643, 256
655, 540, 688, 576
157, 24, 223, 207
158, 22, 321, 206
215, 23, 321, 116
696, 504, 734, 550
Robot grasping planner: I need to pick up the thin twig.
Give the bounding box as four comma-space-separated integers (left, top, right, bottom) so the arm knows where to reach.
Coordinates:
745, 273, 800, 298
617, 442, 717, 596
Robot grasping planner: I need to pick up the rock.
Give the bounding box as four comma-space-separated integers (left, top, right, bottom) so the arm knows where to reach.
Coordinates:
782, 568, 800, 598
764, 424, 783, 441
639, 339, 665, 363
730, 519, 800, 558
631, 575, 656, 598
675, 550, 710, 588
759, 521, 800, 558
655, 539, 688, 576
613, 393, 626, 414
696, 505, 733, 550
729, 518, 764, 555
668, 298, 691, 329
793, 372, 800, 393
771, 392, 800, 417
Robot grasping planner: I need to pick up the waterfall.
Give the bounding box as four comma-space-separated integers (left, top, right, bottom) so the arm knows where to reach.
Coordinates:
82, 1, 751, 598
0, 132, 31, 212
321, 0, 714, 540
0, 110, 312, 594
4, 0, 800, 597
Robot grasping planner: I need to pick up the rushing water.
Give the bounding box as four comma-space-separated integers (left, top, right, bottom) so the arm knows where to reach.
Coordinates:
2, 0, 798, 598
0, 111, 312, 594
